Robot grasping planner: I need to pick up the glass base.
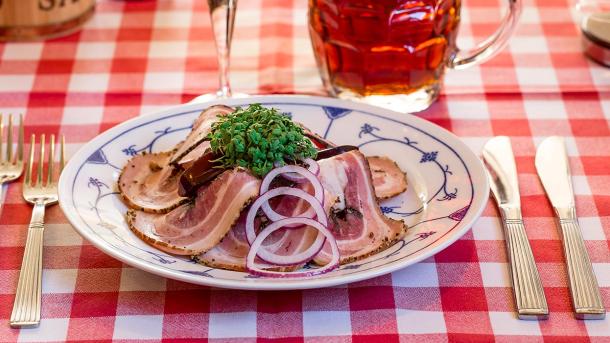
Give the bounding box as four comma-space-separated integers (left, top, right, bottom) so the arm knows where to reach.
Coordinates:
334, 83, 441, 114
189, 91, 249, 104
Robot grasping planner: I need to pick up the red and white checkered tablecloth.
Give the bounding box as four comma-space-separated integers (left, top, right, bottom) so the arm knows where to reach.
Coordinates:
1, 0, 609, 341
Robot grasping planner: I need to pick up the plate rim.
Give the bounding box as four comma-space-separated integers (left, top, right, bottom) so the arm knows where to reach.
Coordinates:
58, 94, 489, 290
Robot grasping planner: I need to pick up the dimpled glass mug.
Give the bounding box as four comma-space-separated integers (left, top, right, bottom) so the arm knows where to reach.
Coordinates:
308, 0, 521, 113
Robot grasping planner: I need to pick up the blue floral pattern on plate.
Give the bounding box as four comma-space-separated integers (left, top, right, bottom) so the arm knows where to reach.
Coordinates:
58, 96, 488, 290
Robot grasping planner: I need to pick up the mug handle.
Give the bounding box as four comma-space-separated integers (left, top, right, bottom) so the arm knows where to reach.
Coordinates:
448, 0, 522, 70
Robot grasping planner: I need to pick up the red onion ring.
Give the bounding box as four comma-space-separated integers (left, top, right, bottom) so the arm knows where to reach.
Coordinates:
260, 165, 324, 222
246, 217, 340, 278
273, 158, 319, 183
304, 158, 319, 175
257, 227, 326, 266
245, 187, 327, 245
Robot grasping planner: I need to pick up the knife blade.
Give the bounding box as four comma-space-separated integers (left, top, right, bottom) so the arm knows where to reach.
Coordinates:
535, 136, 606, 320
535, 136, 575, 209
483, 136, 548, 320
482, 136, 521, 209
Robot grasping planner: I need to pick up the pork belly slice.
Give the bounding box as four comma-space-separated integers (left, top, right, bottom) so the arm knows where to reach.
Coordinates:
170, 105, 234, 164
118, 152, 186, 213
196, 210, 251, 271
126, 168, 260, 255
119, 105, 232, 213
197, 210, 314, 272
314, 150, 407, 265
198, 182, 336, 271
367, 156, 408, 200
177, 141, 210, 169
303, 140, 407, 200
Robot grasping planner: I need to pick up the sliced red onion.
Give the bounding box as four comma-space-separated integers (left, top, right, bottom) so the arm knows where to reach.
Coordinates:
260, 165, 324, 221
255, 220, 326, 266
245, 187, 327, 245
272, 158, 319, 183
303, 158, 319, 175
259, 229, 290, 251
246, 217, 340, 278
236, 220, 295, 269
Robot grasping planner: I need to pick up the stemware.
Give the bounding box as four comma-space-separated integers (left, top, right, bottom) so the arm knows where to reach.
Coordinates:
192, 0, 247, 102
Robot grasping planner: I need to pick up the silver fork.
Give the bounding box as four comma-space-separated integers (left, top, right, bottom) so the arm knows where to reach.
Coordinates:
10, 134, 65, 328
0, 114, 24, 206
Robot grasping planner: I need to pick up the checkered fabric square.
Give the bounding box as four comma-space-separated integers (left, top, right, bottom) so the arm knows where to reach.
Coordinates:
0, 0, 609, 341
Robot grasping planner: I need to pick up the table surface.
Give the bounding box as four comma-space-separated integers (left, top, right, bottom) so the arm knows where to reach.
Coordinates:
1, 0, 609, 341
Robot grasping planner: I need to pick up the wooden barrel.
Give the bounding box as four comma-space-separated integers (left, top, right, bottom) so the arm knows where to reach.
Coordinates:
0, 0, 95, 41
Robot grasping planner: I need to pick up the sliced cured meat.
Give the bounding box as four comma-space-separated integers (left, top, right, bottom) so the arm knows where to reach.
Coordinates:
119, 105, 233, 213
367, 156, 408, 200
251, 181, 337, 265
315, 146, 406, 200
126, 168, 260, 255
303, 129, 335, 149
169, 105, 234, 164
196, 210, 312, 272
197, 181, 336, 271
196, 210, 251, 271
118, 152, 186, 213
178, 150, 224, 197
177, 141, 211, 169
314, 150, 407, 265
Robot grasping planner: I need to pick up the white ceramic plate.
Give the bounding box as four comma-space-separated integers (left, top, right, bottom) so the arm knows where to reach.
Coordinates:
58, 95, 489, 290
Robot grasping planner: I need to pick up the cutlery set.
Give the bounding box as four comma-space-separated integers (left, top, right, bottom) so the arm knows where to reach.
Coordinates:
483, 136, 605, 320
0, 115, 65, 328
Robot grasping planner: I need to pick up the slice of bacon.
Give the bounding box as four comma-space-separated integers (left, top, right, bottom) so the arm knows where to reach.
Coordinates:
118, 152, 186, 213
367, 156, 408, 199
312, 144, 407, 201
170, 105, 234, 165
314, 150, 407, 265
197, 181, 337, 271
196, 210, 314, 272
119, 105, 232, 213
126, 168, 260, 255
177, 141, 211, 169
196, 210, 251, 270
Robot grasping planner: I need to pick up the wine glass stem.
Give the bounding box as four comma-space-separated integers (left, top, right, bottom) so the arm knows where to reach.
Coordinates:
208, 0, 237, 98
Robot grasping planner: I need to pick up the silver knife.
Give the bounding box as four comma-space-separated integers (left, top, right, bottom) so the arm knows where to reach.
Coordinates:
483, 136, 549, 320
535, 136, 606, 320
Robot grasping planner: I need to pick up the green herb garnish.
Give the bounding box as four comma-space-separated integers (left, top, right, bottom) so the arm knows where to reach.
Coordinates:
207, 104, 318, 177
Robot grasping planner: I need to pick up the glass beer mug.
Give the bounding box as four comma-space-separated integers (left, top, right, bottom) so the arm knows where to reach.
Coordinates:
309, 0, 521, 113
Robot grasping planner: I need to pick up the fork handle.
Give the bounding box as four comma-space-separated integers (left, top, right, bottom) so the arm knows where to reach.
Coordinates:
557, 207, 606, 319
10, 202, 45, 328
500, 208, 549, 320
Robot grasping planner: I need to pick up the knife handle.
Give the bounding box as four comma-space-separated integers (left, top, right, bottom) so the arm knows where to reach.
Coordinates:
500, 211, 549, 320
557, 208, 606, 319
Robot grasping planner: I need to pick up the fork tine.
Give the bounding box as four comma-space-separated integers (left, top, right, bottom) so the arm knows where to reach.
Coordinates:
47, 135, 55, 185
59, 135, 65, 172
7, 114, 13, 163
17, 115, 24, 163
36, 134, 44, 186
25, 134, 34, 186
